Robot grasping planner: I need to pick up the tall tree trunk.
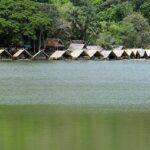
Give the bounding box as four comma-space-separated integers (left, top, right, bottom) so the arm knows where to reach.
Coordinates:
42, 31, 46, 50
44, 37, 47, 50
38, 31, 42, 51
33, 39, 35, 54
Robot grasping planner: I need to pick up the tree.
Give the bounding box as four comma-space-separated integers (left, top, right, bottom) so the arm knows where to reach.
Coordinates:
96, 2, 133, 22
95, 22, 124, 49
0, 0, 150, 50
122, 13, 150, 48
0, 0, 52, 51
140, 1, 150, 23
67, 4, 99, 43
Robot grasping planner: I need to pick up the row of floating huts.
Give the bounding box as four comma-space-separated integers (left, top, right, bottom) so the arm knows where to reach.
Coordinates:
0, 44, 150, 60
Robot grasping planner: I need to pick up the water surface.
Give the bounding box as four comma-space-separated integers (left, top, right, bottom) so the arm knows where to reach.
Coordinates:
0, 60, 150, 150
0, 60, 150, 107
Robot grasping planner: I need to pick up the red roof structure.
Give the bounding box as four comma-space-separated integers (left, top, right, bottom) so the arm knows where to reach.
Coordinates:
46, 38, 65, 50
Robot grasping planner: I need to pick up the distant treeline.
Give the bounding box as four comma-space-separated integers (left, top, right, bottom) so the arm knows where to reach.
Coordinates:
0, 0, 150, 50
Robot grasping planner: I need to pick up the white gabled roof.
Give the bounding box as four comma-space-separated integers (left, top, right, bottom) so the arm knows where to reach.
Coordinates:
50, 51, 66, 59
145, 50, 150, 56
86, 46, 102, 51
0, 49, 12, 57
86, 50, 101, 58
100, 50, 111, 58
13, 49, 24, 57
70, 50, 89, 59
124, 49, 133, 56
13, 49, 32, 58
130, 48, 143, 55
112, 50, 124, 58
50, 50, 71, 59
0, 49, 5, 54
137, 50, 145, 57
68, 43, 85, 51
32, 50, 49, 59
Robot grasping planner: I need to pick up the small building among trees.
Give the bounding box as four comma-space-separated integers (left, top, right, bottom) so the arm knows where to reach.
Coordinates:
45, 39, 65, 51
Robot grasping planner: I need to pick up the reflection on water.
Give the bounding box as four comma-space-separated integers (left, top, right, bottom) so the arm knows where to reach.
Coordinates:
0, 105, 150, 150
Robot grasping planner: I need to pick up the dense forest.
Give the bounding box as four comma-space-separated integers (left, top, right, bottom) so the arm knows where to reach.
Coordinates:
0, 0, 150, 50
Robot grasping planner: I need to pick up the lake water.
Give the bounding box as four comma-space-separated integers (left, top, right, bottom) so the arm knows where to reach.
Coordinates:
0, 60, 150, 150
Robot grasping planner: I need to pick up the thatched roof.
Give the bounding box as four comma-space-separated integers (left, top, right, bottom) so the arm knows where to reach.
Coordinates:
86, 46, 102, 51
136, 49, 145, 57
124, 49, 132, 56
13, 49, 24, 57
49, 50, 71, 60
0, 49, 11, 55
0, 49, 5, 54
132, 49, 138, 55
0, 49, 12, 58
111, 50, 124, 58
32, 50, 49, 59
130, 49, 143, 55
86, 50, 102, 58
13, 49, 32, 58
68, 43, 85, 51
46, 38, 64, 49
70, 50, 89, 59
144, 50, 150, 57
100, 50, 111, 59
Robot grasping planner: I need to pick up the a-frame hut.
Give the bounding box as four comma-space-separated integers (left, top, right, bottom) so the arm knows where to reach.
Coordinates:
129, 49, 141, 59
68, 43, 85, 51
108, 50, 124, 59
130, 49, 144, 59
136, 49, 145, 59
49, 50, 71, 60
125, 49, 132, 57
13, 49, 32, 60
121, 50, 130, 59
46, 38, 65, 50
86, 46, 102, 51
0, 49, 12, 59
144, 50, 150, 59
32, 50, 49, 60
131, 49, 139, 55
86, 50, 103, 59
70, 50, 90, 59
100, 50, 111, 59
125, 49, 136, 59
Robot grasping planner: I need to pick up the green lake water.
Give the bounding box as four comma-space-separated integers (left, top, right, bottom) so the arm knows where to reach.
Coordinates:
0, 60, 150, 150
